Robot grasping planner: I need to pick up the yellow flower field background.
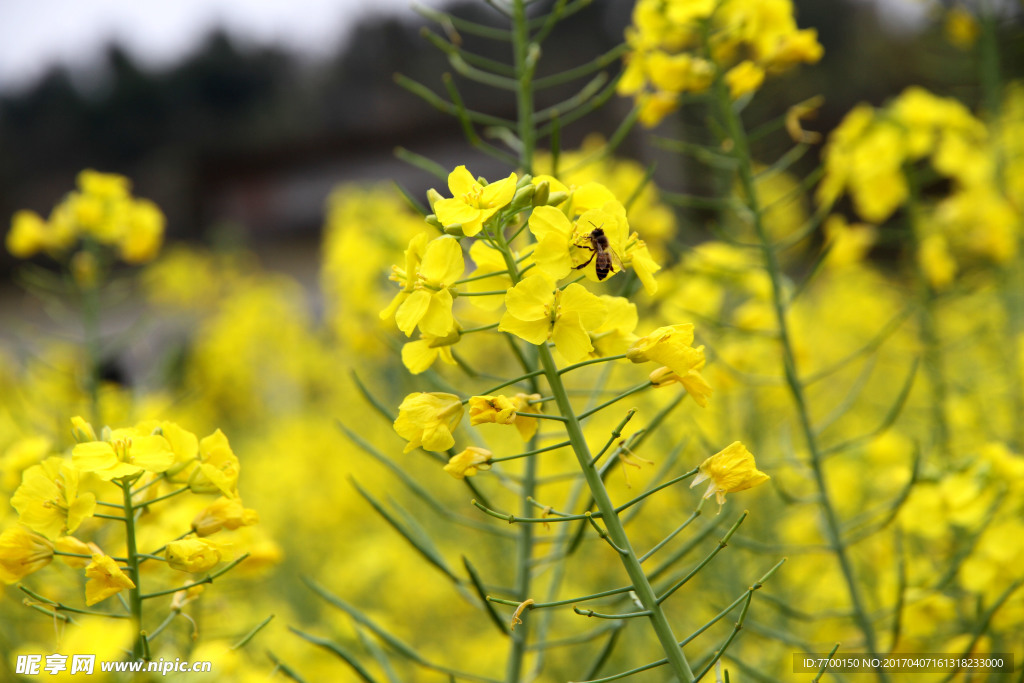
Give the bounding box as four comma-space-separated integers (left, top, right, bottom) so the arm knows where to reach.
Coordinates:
1, 1, 1023, 681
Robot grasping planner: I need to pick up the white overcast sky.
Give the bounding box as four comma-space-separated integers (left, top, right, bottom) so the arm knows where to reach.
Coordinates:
0, 0, 420, 92
0, 0, 928, 93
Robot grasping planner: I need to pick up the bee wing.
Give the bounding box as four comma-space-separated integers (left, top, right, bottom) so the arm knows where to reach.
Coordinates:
608, 247, 624, 273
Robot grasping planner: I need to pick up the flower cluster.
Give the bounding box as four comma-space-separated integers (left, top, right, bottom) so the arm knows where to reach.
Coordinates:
383, 162, 767, 516
818, 85, 1024, 289
6, 169, 164, 268
618, 0, 823, 126
1, 416, 258, 634
380, 165, 666, 375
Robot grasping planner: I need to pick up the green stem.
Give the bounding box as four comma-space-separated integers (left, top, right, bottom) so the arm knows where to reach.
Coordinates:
513, 0, 536, 173
713, 77, 887, 677
120, 479, 145, 659
537, 344, 694, 681
81, 272, 102, 427
139, 554, 249, 600
577, 381, 653, 419
905, 172, 952, 460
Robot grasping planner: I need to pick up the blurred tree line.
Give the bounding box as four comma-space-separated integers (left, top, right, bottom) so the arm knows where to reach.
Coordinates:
0, 0, 1020, 274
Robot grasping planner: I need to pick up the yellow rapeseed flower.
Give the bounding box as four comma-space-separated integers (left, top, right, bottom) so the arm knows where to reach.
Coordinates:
54, 536, 100, 569
465, 240, 515, 311
511, 393, 543, 441
381, 234, 464, 337
11, 457, 96, 540
119, 198, 165, 264
71, 428, 175, 481
0, 527, 53, 583
499, 273, 607, 363
5, 210, 64, 258
528, 200, 632, 283
401, 330, 460, 375
469, 395, 519, 425
627, 324, 712, 407
433, 165, 518, 237
443, 447, 493, 479
165, 537, 223, 573
393, 392, 464, 453
191, 497, 260, 537
188, 429, 241, 497
84, 554, 135, 605
690, 442, 769, 508
725, 60, 765, 99
945, 4, 980, 50
589, 296, 639, 358
619, 0, 822, 126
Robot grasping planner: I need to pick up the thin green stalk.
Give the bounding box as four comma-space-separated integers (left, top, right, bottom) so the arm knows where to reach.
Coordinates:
81, 270, 102, 427
537, 344, 695, 681
905, 173, 952, 460
120, 478, 145, 658
713, 77, 887, 678
513, 0, 536, 173
506, 341, 541, 683
577, 381, 653, 419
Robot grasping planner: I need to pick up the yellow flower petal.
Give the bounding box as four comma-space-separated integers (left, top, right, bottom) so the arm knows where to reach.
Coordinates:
504, 273, 556, 321
85, 554, 135, 605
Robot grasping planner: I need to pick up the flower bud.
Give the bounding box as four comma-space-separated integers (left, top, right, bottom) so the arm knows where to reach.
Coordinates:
509, 184, 536, 212
71, 416, 98, 443
166, 537, 222, 573
532, 180, 550, 207
545, 190, 569, 206
192, 497, 260, 537
426, 188, 444, 213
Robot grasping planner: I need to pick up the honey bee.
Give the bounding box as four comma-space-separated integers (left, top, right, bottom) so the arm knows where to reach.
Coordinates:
574, 224, 621, 280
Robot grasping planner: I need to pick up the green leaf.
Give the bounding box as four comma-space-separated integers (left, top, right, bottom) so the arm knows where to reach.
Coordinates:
349, 477, 459, 584
289, 627, 379, 683
462, 556, 510, 636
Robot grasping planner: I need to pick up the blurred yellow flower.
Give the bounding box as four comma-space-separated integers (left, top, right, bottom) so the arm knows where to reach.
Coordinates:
0, 527, 53, 583
188, 429, 241, 497
394, 392, 464, 453
11, 457, 96, 540
165, 537, 223, 573
443, 447, 493, 479
433, 165, 518, 237
917, 233, 958, 291
725, 60, 765, 99
619, 0, 822, 126
70, 415, 97, 443
84, 554, 135, 605
78, 169, 131, 199
119, 198, 165, 264
192, 497, 260, 537
691, 442, 769, 507
6, 169, 164, 265
5, 210, 63, 258
945, 4, 980, 49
